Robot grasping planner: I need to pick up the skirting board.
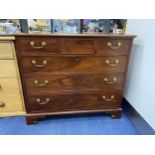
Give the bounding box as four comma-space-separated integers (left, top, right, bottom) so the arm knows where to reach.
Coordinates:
122, 97, 155, 135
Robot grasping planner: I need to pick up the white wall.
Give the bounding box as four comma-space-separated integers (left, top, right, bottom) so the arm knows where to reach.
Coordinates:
124, 19, 155, 130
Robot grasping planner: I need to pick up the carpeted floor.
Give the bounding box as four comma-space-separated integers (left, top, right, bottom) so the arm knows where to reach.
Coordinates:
0, 112, 139, 135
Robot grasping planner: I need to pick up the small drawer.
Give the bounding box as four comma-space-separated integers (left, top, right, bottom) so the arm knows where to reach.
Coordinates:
0, 95, 23, 112
24, 73, 125, 93
21, 56, 127, 73
26, 91, 122, 113
60, 39, 95, 54
0, 78, 21, 95
96, 39, 131, 55
15, 37, 59, 54
0, 60, 17, 78
0, 41, 14, 59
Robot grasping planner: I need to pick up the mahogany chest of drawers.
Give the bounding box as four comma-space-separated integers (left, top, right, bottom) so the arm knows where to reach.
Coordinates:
15, 34, 136, 125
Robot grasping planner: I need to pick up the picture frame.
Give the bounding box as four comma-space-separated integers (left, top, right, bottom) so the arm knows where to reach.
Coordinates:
53, 19, 81, 33
27, 19, 52, 33
0, 19, 21, 34
109, 19, 127, 34
82, 19, 111, 34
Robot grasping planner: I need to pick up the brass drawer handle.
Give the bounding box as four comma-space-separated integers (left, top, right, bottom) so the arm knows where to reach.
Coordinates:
105, 59, 119, 67
34, 80, 49, 87
102, 95, 114, 102
104, 77, 117, 84
30, 41, 47, 49
107, 42, 122, 50
0, 102, 5, 107
36, 98, 50, 105
32, 60, 47, 68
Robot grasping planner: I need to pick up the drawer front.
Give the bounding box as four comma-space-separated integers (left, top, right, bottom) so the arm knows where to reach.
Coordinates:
21, 56, 127, 73
60, 39, 95, 54
0, 78, 21, 95
96, 39, 131, 55
26, 91, 122, 113
0, 95, 23, 112
0, 60, 17, 78
15, 37, 59, 54
0, 41, 13, 59
24, 73, 124, 92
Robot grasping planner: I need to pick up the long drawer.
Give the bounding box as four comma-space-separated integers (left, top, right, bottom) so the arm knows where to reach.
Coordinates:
21, 56, 128, 73
26, 91, 122, 113
24, 73, 124, 92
